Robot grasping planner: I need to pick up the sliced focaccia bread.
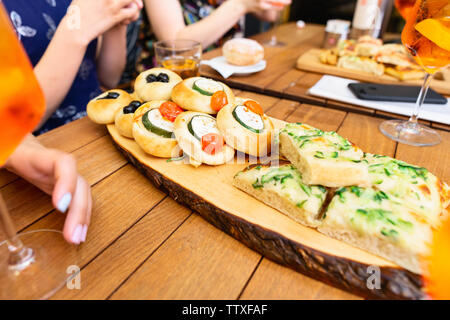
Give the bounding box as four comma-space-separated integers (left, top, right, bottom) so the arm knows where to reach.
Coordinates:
279, 123, 370, 188
233, 161, 328, 228
319, 186, 432, 274
365, 154, 450, 227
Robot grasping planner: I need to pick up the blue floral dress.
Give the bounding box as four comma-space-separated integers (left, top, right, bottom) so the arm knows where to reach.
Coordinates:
3, 0, 102, 135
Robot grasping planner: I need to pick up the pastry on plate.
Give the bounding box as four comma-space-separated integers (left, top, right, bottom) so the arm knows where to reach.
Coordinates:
279, 123, 370, 188
115, 100, 142, 138
233, 161, 328, 228
134, 68, 182, 102
132, 100, 183, 158
217, 97, 274, 157
337, 55, 385, 76
173, 111, 235, 166
171, 77, 235, 114
87, 89, 133, 124
222, 38, 264, 66
319, 186, 433, 274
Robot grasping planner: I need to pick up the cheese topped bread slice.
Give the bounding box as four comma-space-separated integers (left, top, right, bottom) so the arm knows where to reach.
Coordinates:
319, 186, 433, 274
279, 123, 370, 188
233, 161, 328, 228
365, 154, 450, 227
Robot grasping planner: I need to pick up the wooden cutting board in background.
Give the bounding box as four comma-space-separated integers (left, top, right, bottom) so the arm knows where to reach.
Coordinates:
296, 49, 450, 96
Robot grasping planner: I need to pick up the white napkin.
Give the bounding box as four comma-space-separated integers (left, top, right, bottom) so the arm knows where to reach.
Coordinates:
201, 56, 266, 79
308, 75, 450, 125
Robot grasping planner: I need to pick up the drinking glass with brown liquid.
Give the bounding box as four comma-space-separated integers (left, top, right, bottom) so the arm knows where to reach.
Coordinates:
154, 40, 202, 79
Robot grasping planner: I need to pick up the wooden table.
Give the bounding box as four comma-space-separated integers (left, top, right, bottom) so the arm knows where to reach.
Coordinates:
1, 25, 449, 300
201, 23, 450, 133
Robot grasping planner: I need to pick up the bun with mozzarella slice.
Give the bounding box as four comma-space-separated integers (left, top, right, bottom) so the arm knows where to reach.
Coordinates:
217, 97, 274, 157
132, 101, 182, 158
171, 77, 235, 114
173, 111, 235, 166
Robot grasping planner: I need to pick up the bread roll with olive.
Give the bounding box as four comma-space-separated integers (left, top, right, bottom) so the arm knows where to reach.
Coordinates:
223, 38, 264, 66
174, 111, 235, 166
115, 100, 143, 138
171, 77, 235, 114
134, 68, 182, 102
132, 100, 183, 158
217, 97, 274, 157
87, 90, 133, 124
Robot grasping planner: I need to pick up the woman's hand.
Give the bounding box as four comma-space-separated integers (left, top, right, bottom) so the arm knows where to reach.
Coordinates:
236, 0, 291, 14
4, 135, 92, 245
67, 0, 143, 46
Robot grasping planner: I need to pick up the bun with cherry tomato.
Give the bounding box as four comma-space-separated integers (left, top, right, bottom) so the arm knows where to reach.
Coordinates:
171, 77, 235, 114
134, 68, 182, 102
173, 111, 235, 166
217, 97, 275, 157
132, 100, 183, 158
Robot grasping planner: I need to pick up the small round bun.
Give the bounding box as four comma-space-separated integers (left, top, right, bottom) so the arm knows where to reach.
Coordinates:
223, 38, 264, 66
171, 77, 235, 114
134, 68, 182, 102
132, 101, 181, 158
217, 97, 274, 157
174, 111, 235, 166
87, 90, 132, 124
115, 100, 143, 138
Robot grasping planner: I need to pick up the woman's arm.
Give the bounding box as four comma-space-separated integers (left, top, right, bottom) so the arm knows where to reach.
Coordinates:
145, 0, 288, 49
33, 0, 141, 126
96, 24, 128, 89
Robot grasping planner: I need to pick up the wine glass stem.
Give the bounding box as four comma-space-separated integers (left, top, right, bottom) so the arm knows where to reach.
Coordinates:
0, 192, 34, 270
409, 73, 432, 125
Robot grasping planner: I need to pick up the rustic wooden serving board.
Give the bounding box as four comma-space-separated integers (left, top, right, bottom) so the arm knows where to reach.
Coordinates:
107, 121, 425, 300
296, 49, 450, 96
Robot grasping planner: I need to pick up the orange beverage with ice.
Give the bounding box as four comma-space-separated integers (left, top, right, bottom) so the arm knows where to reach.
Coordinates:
395, 0, 417, 19
401, 0, 450, 74
0, 4, 45, 165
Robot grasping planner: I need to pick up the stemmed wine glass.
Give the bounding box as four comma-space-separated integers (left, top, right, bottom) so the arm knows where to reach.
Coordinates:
0, 3, 79, 299
379, 0, 450, 146
264, 1, 288, 47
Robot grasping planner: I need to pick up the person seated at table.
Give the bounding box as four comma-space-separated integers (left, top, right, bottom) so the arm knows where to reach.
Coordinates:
2, 0, 142, 135
123, 0, 290, 80
3, 135, 91, 245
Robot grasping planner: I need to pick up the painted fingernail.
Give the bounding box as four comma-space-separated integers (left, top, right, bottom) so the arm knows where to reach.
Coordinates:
71, 224, 83, 245
80, 224, 88, 243
57, 193, 72, 213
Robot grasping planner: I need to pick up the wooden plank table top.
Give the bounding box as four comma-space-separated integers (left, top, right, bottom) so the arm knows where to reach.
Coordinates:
200, 23, 450, 132
1, 87, 449, 300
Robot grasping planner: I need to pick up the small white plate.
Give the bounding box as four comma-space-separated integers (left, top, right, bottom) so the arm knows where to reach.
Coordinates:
201, 56, 266, 79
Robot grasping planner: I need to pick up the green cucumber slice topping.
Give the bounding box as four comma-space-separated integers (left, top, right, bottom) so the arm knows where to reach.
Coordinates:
192, 79, 223, 96
232, 105, 264, 134
142, 109, 174, 139
187, 115, 220, 141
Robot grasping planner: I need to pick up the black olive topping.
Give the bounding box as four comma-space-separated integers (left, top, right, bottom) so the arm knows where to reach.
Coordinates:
145, 73, 170, 83
97, 92, 120, 100
157, 73, 169, 83
123, 100, 142, 114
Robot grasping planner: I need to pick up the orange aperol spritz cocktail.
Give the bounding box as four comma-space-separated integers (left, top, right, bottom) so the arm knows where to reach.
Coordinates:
379, 0, 450, 146
0, 3, 80, 300
0, 4, 44, 165
395, 0, 417, 19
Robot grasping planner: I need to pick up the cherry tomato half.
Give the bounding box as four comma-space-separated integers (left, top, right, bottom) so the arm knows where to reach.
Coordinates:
211, 91, 228, 112
159, 101, 184, 122
201, 133, 224, 155
244, 100, 263, 116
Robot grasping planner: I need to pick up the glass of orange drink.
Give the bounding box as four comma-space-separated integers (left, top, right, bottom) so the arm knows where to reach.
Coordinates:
395, 0, 417, 20
154, 39, 202, 79
0, 3, 79, 299
379, 0, 450, 146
